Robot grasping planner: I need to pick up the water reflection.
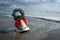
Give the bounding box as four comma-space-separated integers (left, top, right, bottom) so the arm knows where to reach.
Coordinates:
15, 32, 29, 40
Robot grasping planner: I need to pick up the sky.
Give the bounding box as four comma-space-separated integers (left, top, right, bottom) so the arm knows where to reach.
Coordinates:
0, 0, 60, 14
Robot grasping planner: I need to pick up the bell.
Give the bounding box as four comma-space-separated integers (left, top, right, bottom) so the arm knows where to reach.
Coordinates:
12, 8, 30, 33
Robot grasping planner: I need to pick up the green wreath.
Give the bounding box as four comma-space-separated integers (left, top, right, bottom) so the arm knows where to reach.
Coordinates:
12, 8, 25, 20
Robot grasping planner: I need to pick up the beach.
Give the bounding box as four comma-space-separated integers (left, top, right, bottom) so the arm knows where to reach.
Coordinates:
0, 13, 60, 40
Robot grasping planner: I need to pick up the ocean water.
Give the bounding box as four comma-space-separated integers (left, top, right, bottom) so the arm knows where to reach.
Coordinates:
0, 12, 60, 21
0, 0, 60, 21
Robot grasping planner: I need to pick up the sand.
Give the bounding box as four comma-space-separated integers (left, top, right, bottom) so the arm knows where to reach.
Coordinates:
0, 15, 60, 40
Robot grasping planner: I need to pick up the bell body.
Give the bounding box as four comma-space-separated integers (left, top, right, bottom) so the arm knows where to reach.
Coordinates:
15, 18, 30, 32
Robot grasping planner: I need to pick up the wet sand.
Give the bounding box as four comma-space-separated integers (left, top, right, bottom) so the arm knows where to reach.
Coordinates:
0, 16, 60, 40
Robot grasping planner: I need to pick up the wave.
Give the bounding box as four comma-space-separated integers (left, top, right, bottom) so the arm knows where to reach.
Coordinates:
3, 15, 60, 23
